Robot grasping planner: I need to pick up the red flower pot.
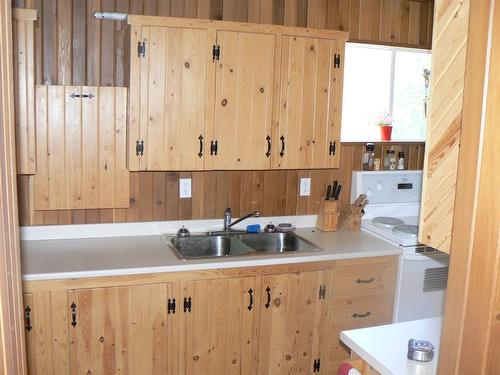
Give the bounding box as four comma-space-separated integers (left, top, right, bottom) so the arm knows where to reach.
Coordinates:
380, 126, 393, 141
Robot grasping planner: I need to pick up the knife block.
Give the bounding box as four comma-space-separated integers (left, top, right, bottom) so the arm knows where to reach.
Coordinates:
315, 200, 339, 232
338, 207, 364, 231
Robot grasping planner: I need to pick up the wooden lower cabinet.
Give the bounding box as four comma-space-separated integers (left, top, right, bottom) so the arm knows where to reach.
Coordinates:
68, 284, 177, 375
185, 277, 257, 374
23, 257, 397, 375
258, 271, 332, 374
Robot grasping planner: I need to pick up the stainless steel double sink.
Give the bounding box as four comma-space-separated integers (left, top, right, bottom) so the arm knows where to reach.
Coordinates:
168, 232, 323, 260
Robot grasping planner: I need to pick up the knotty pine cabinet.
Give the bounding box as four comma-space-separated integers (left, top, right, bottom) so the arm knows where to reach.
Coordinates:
33, 85, 129, 210
22, 257, 395, 374
274, 35, 344, 169
126, 15, 347, 171
258, 271, 332, 374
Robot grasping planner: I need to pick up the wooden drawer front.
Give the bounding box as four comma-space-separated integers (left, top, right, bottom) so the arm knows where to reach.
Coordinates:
328, 303, 394, 353
333, 257, 397, 298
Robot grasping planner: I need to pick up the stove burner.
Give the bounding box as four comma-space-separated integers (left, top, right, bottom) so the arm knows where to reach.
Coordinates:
372, 217, 405, 229
392, 224, 419, 238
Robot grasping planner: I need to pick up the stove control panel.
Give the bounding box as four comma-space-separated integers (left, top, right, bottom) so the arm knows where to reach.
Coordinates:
351, 171, 423, 204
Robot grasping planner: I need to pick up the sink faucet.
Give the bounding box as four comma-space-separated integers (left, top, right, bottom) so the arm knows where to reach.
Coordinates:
223, 207, 260, 232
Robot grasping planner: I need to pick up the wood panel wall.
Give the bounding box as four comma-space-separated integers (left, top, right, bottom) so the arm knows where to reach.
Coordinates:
13, 0, 431, 225
18, 143, 424, 225
0, 2, 28, 373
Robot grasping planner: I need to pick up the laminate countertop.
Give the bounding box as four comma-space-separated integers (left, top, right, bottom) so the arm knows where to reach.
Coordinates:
21, 228, 402, 281
341, 317, 442, 375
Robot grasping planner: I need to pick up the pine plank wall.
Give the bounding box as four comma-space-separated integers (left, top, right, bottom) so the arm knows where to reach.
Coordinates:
14, 0, 430, 225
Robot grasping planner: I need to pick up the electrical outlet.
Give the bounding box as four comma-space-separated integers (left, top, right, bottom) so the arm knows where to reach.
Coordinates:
299, 178, 311, 196
179, 178, 192, 199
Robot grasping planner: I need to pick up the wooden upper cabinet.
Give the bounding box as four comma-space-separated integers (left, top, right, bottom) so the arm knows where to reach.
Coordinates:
128, 25, 210, 171
13, 9, 37, 175
126, 16, 348, 171
418, 0, 470, 253
68, 284, 176, 375
34, 86, 129, 210
274, 35, 345, 169
205, 30, 276, 170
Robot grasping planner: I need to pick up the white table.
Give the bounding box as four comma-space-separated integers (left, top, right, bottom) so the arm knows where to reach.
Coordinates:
340, 317, 442, 375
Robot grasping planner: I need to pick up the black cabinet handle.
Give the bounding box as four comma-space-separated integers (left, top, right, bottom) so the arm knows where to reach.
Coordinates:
265, 135, 271, 157
279, 136, 285, 157
69, 93, 94, 99
265, 286, 271, 309
71, 302, 77, 327
248, 288, 254, 311
24, 305, 32, 332
198, 135, 203, 158
356, 277, 375, 284
352, 311, 371, 318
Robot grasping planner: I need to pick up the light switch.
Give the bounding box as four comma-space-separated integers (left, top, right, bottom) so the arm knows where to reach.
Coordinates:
299, 178, 311, 196
179, 178, 192, 199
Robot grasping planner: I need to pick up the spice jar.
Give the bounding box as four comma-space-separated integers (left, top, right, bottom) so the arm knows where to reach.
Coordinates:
363, 143, 375, 171
397, 151, 405, 170
384, 150, 395, 170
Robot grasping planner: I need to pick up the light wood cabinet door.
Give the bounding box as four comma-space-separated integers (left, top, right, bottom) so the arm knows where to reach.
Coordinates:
258, 270, 332, 374
68, 283, 178, 375
24, 291, 70, 375
129, 25, 210, 171
34, 85, 129, 210
184, 277, 257, 375
274, 35, 344, 169
205, 31, 275, 170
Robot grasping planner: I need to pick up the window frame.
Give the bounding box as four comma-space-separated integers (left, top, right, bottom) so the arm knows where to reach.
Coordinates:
341, 42, 432, 142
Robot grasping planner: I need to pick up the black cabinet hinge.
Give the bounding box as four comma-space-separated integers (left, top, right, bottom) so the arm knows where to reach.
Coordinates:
167, 298, 176, 314
183, 297, 192, 313
138, 40, 146, 58
24, 305, 32, 332
334, 53, 341, 68
313, 358, 321, 372
71, 302, 77, 327
136, 140, 144, 156
210, 140, 218, 156
212, 44, 220, 61
319, 285, 326, 299
329, 141, 336, 156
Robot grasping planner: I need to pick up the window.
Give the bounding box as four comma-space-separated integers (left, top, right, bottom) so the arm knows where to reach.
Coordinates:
341, 43, 431, 142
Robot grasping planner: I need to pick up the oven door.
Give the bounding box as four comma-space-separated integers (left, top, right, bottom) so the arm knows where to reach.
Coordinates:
394, 251, 449, 322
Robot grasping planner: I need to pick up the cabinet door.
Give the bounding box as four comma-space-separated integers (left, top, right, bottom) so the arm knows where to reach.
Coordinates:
206, 31, 275, 170
185, 277, 257, 375
34, 85, 129, 210
275, 36, 344, 169
68, 283, 177, 375
24, 291, 70, 375
258, 271, 332, 374
129, 25, 210, 171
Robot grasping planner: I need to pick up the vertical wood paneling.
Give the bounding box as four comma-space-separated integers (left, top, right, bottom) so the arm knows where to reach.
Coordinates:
20, 142, 423, 224
13, 9, 36, 174
15, 0, 432, 225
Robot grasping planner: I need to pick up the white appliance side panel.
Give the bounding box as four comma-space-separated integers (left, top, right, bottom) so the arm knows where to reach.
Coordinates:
394, 254, 449, 322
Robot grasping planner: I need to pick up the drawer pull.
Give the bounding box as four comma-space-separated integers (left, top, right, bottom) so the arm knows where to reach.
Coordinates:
356, 277, 375, 284
352, 312, 371, 318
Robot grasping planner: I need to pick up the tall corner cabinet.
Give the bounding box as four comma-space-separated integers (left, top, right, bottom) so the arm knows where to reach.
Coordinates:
126, 16, 347, 171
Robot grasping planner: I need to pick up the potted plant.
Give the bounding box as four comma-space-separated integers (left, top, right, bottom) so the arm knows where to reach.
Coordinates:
377, 112, 393, 141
